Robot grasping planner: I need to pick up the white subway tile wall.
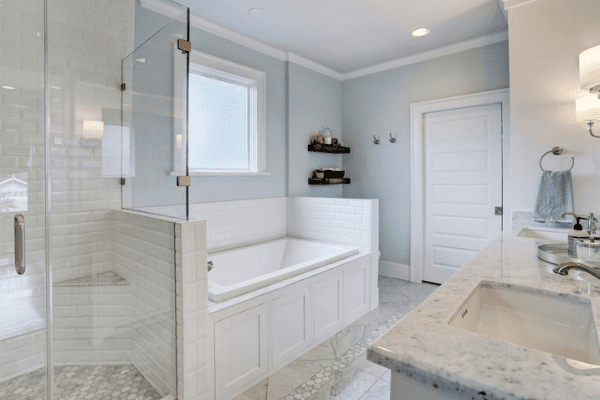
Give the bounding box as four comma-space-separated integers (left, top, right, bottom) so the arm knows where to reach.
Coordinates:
175, 219, 208, 400
190, 198, 286, 250
48, 0, 132, 285
110, 210, 179, 396
0, 330, 46, 383
52, 285, 134, 365
287, 197, 375, 250
137, 198, 287, 251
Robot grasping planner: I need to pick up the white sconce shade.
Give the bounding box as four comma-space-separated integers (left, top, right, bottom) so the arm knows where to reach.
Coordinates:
576, 95, 600, 123
580, 45, 600, 91
83, 120, 104, 139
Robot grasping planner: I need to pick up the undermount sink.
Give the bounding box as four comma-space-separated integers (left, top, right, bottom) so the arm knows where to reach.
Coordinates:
516, 227, 569, 242
449, 280, 600, 365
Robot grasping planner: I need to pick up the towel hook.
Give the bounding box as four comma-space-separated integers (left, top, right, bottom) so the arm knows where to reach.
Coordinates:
373, 135, 380, 145
539, 146, 575, 172
389, 133, 396, 143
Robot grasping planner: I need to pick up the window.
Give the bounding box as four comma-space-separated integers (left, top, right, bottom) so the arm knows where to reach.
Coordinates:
184, 51, 266, 175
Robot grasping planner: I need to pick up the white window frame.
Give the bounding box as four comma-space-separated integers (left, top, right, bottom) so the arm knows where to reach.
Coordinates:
174, 48, 267, 176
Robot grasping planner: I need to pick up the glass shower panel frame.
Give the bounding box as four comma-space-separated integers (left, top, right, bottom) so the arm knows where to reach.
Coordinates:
0, 0, 48, 398
121, 5, 190, 221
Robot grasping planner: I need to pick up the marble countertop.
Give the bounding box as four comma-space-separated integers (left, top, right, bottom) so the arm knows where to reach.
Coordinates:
367, 233, 600, 400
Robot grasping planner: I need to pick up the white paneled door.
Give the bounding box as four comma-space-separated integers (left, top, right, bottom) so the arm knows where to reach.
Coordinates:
423, 104, 503, 284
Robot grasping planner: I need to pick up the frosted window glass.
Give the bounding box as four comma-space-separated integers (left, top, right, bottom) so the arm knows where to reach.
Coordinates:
189, 73, 249, 170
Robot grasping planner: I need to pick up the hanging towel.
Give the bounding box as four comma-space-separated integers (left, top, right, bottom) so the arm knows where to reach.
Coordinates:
533, 170, 574, 222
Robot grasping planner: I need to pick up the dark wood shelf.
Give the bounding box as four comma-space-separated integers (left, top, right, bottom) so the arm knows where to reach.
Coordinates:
308, 144, 350, 154
308, 178, 351, 185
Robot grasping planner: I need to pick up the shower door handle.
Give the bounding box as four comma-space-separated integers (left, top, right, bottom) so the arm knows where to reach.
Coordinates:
14, 214, 25, 275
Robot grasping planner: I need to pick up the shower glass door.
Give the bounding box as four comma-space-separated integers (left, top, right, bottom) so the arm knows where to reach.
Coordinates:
0, 0, 48, 398
121, 3, 190, 220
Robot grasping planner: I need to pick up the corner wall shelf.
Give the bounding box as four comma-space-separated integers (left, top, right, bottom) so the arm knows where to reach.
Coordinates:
308, 144, 350, 154
308, 178, 351, 185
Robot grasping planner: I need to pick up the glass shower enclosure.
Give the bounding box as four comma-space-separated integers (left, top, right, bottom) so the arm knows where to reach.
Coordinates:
122, 3, 190, 220
0, 0, 190, 398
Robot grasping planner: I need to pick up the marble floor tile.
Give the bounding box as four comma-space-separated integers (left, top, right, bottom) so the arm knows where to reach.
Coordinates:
388, 278, 439, 302
350, 353, 388, 380
314, 366, 377, 400
356, 376, 390, 400
233, 378, 267, 400
377, 276, 395, 287
299, 341, 337, 362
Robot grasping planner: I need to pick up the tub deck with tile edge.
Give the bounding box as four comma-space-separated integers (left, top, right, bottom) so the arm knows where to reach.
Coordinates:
367, 233, 600, 400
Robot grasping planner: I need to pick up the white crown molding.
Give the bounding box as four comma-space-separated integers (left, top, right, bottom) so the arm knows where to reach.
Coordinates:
502, 0, 539, 10
189, 13, 288, 61
286, 53, 344, 80
139, 0, 186, 19
341, 30, 508, 81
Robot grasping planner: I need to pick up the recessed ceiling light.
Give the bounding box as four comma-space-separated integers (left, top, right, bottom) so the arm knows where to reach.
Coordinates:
411, 28, 430, 37
2, 86, 15, 90
249, 7, 265, 17
136, 58, 146, 63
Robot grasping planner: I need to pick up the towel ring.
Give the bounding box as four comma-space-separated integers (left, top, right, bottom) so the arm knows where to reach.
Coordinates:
539, 146, 574, 172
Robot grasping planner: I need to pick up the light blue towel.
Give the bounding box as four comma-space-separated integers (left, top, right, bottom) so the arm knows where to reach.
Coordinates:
534, 170, 574, 222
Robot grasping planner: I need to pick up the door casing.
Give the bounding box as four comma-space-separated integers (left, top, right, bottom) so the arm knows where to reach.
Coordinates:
409, 89, 510, 283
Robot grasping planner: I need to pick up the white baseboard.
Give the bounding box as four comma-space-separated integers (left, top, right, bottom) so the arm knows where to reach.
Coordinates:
379, 260, 410, 281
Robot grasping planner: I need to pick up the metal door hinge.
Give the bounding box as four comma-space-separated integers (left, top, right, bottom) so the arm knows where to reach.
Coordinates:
121, 83, 126, 91
120, 178, 126, 186
495, 207, 503, 216
177, 39, 191, 53
177, 176, 191, 187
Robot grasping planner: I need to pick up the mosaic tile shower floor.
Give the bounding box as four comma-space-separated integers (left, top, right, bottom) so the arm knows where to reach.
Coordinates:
0, 364, 162, 400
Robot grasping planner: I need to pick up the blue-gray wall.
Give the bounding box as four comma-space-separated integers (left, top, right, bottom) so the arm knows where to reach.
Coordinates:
187, 28, 287, 203
287, 62, 343, 198
341, 41, 510, 267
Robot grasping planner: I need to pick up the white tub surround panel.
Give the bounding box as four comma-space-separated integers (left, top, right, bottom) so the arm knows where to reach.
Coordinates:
287, 197, 379, 309
368, 234, 600, 400
109, 210, 179, 396
176, 219, 209, 400
208, 254, 371, 400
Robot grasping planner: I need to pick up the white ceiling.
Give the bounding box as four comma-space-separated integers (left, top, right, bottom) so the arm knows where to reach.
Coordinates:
179, 0, 508, 73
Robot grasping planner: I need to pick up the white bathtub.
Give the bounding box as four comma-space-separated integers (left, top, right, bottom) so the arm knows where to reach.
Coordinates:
208, 238, 359, 302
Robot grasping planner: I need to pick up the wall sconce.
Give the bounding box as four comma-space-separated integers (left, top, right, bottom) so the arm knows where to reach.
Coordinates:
576, 95, 600, 138
578, 45, 600, 137
81, 120, 104, 146
83, 120, 104, 139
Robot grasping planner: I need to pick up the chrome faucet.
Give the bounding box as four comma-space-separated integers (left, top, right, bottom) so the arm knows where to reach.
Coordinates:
553, 262, 600, 280
560, 212, 597, 234
589, 213, 598, 235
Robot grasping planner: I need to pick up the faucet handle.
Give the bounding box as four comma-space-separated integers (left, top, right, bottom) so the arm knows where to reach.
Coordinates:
561, 212, 587, 221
